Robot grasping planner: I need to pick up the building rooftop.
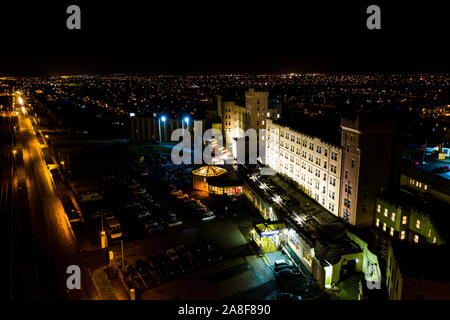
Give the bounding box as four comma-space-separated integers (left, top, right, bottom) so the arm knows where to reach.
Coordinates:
207, 171, 243, 187
243, 170, 360, 266
379, 187, 450, 243
392, 240, 450, 282
402, 163, 450, 196
192, 165, 227, 177
271, 114, 342, 147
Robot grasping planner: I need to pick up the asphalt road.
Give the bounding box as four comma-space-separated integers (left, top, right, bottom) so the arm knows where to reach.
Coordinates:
10, 114, 98, 299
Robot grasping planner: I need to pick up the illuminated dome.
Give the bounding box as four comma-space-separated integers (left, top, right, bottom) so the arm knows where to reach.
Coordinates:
192, 166, 227, 192
192, 165, 227, 177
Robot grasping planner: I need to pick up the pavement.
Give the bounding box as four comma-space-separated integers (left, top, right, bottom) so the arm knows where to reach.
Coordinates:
140, 254, 277, 300
92, 267, 129, 300
9, 113, 99, 299
121, 216, 279, 300
326, 273, 361, 300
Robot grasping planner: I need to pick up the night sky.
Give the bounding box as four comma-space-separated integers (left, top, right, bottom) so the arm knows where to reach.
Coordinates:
1, 1, 449, 75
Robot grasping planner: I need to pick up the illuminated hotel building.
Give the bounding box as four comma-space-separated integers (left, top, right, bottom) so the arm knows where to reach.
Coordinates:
222, 101, 246, 156
266, 119, 342, 216
245, 88, 280, 153
222, 89, 281, 158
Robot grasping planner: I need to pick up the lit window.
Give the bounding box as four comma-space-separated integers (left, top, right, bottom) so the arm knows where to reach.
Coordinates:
384, 208, 388, 217
402, 216, 407, 225
390, 227, 394, 236
383, 223, 386, 232
376, 218, 380, 227
414, 235, 419, 243
433, 237, 437, 244
391, 212, 396, 222
424, 185, 428, 191
416, 219, 421, 229
428, 229, 431, 238
376, 204, 381, 213
400, 231, 405, 240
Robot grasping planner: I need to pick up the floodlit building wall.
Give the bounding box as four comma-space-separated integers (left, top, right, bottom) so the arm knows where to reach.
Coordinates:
375, 197, 444, 245
266, 119, 342, 216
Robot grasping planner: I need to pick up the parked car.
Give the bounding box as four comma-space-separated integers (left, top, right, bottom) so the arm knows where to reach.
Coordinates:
133, 187, 147, 195
276, 268, 302, 280
274, 259, 293, 272
137, 211, 151, 220
145, 222, 163, 233
201, 211, 216, 221
167, 213, 182, 227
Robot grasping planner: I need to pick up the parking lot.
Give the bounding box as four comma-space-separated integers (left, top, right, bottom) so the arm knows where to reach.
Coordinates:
59, 141, 323, 300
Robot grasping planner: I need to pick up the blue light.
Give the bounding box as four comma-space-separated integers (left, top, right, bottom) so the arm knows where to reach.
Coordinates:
184, 117, 189, 124
261, 230, 279, 237
161, 116, 166, 122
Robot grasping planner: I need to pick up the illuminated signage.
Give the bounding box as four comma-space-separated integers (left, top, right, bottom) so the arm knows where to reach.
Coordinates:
261, 230, 279, 237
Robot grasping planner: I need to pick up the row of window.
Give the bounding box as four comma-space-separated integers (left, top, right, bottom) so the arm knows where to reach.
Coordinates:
344, 183, 352, 194
277, 132, 338, 161
276, 148, 333, 177
409, 178, 428, 191
377, 204, 420, 227
344, 198, 351, 209
375, 219, 437, 243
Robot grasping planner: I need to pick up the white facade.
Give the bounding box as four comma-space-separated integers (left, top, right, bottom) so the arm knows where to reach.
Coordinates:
222, 101, 246, 158
266, 119, 342, 216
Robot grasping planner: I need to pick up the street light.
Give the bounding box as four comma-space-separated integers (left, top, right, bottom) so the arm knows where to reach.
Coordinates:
182, 116, 189, 133
159, 116, 167, 143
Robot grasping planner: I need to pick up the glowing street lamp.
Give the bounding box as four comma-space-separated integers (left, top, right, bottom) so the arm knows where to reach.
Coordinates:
159, 116, 167, 143
18, 96, 24, 105
182, 116, 190, 133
